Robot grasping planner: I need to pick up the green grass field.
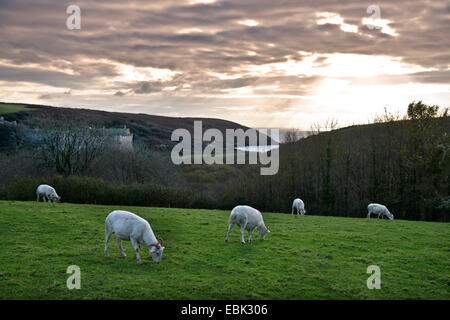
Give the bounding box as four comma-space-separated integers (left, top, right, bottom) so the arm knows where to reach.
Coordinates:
0, 103, 31, 114
0, 201, 448, 299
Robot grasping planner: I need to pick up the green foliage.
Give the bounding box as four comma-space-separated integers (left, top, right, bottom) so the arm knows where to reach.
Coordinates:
0, 201, 448, 299
0, 103, 31, 114
0, 125, 20, 150
322, 140, 334, 215
5, 175, 203, 208
407, 101, 441, 120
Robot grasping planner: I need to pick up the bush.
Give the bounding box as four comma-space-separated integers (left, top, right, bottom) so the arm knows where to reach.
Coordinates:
3, 175, 214, 209
6, 176, 43, 201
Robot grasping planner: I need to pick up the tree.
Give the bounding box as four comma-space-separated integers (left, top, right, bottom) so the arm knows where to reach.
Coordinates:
284, 128, 302, 143
310, 118, 339, 135
407, 101, 440, 120
322, 139, 334, 215
38, 126, 106, 176
404, 101, 449, 220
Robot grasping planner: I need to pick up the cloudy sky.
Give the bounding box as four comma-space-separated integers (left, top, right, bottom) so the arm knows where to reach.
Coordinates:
0, 0, 449, 128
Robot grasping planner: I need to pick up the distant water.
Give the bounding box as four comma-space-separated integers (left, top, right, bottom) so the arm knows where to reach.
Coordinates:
275, 129, 312, 142
234, 128, 311, 152
236, 145, 280, 152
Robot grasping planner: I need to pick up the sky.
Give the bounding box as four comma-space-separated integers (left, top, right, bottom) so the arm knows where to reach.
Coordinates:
0, 0, 449, 129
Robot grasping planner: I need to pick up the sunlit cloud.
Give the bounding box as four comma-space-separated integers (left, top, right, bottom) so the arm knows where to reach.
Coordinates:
362, 17, 398, 36
316, 12, 359, 33
0, 59, 76, 76
214, 106, 255, 111
162, 86, 177, 91
236, 53, 433, 78
108, 61, 180, 83
177, 27, 204, 34
207, 72, 243, 80
188, 0, 217, 4
317, 11, 398, 37
238, 19, 260, 27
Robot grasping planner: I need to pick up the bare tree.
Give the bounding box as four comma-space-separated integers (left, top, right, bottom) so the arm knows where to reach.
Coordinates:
373, 107, 403, 123
310, 118, 339, 135
284, 128, 302, 143
37, 125, 106, 176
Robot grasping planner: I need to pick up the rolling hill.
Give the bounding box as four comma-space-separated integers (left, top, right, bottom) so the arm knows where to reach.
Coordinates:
0, 102, 250, 149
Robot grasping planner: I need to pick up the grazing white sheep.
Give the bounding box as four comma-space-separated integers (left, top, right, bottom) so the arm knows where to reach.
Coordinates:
225, 205, 270, 244
36, 184, 61, 203
291, 198, 306, 216
104, 210, 165, 263
367, 203, 394, 220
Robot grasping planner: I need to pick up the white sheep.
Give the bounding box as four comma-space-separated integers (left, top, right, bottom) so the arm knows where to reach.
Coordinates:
367, 203, 394, 220
104, 210, 165, 263
36, 184, 61, 203
225, 205, 270, 244
291, 198, 306, 216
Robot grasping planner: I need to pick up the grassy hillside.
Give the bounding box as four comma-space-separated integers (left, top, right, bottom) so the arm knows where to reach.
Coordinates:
0, 103, 32, 114
0, 201, 448, 299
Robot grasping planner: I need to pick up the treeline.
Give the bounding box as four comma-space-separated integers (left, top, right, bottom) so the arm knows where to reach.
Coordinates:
219, 102, 449, 221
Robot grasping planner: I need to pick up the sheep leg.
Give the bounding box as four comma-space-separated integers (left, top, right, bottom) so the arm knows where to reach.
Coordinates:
248, 228, 255, 242
225, 223, 233, 242
130, 238, 140, 262
367, 211, 371, 219
36, 193, 39, 202
104, 230, 111, 257
240, 226, 246, 244
117, 238, 126, 257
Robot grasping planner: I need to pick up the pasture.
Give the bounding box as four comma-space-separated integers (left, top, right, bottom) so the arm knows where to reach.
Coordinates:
0, 103, 31, 114
0, 201, 448, 299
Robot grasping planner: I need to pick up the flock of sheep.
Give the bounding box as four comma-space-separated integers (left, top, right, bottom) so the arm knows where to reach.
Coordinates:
35, 184, 394, 264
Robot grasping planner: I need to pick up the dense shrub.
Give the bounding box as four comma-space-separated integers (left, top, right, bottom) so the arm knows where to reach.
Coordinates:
3, 175, 210, 209
0, 125, 19, 150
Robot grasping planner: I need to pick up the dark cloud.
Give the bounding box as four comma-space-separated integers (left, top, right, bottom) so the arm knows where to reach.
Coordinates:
38, 90, 71, 100
114, 91, 126, 96
133, 81, 164, 94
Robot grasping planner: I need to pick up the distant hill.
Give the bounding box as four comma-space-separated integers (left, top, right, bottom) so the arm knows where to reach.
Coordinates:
0, 102, 250, 149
